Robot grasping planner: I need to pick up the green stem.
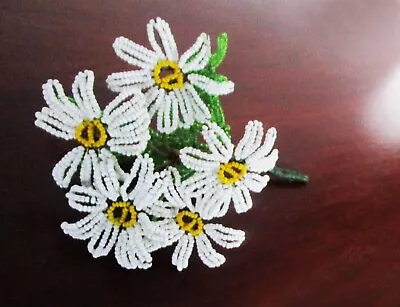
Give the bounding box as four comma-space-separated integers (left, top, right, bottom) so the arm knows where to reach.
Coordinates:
268, 166, 309, 183
148, 141, 169, 157
154, 161, 172, 172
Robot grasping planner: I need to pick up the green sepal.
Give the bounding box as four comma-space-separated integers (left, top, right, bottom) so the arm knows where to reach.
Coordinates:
208, 32, 228, 71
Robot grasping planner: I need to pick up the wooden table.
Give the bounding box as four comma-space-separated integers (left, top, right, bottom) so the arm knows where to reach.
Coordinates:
2, 1, 400, 306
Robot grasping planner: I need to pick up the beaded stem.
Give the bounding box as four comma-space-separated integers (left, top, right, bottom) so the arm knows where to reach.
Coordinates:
268, 166, 309, 183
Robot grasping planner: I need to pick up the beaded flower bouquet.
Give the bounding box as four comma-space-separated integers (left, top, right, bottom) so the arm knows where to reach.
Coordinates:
35, 17, 307, 270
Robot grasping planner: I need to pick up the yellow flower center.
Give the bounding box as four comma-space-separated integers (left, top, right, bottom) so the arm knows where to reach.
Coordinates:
175, 210, 204, 236
107, 201, 137, 229
75, 119, 107, 148
217, 161, 247, 185
153, 59, 184, 90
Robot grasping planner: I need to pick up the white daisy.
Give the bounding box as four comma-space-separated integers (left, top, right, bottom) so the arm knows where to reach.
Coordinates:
106, 17, 234, 134
61, 153, 167, 269
145, 168, 245, 271
180, 121, 279, 219
35, 70, 150, 188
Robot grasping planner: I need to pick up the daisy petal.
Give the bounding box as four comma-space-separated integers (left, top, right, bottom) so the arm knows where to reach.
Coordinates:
115, 230, 138, 269
231, 185, 253, 214
72, 70, 102, 119
106, 70, 154, 93
202, 123, 234, 162
88, 222, 120, 258
165, 166, 182, 186
98, 149, 127, 182
234, 120, 264, 161
120, 155, 142, 200
102, 91, 145, 125
164, 182, 190, 211
109, 141, 150, 158
110, 133, 151, 155
172, 234, 195, 271
246, 127, 278, 172
127, 227, 153, 269
179, 33, 211, 73
66, 185, 108, 212
157, 92, 179, 133
247, 148, 279, 173
99, 159, 120, 197
121, 155, 155, 202
79, 151, 93, 187
195, 234, 225, 268
204, 223, 245, 249
144, 86, 161, 110
175, 88, 195, 128
35, 107, 75, 140
148, 88, 165, 118
243, 172, 270, 192
180, 147, 221, 171
42, 79, 84, 125
143, 235, 178, 253
180, 171, 219, 197
61, 212, 106, 240
259, 127, 278, 154
52, 146, 85, 188
147, 17, 179, 61
196, 185, 232, 219
143, 199, 178, 218
143, 239, 165, 253
188, 73, 234, 95
184, 84, 211, 123
86, 151, 116, 201
102, 91, 150, 156
148, 218, 183, 248
112, 36, 158, 69
135, 176, 166, 211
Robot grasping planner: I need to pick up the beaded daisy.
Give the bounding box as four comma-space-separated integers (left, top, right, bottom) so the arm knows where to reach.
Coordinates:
180, 121, 279, 219
35, 70, 150, 188
35, 17, 309, 270
61, 151, 168, 269
106, 17, 234, 134
145, 168, 245, 271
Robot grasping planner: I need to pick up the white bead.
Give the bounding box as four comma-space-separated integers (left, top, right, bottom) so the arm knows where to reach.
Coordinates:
106, 17, 236, 135
179, 33, 211, 73
203, 223, 245, 249
187, 73, 234, 96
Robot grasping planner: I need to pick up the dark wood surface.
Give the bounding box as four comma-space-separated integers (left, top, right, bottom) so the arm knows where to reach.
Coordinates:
2, 1, 400, 306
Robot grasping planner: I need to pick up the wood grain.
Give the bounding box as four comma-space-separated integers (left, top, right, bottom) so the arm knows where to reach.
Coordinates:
2, 0, 400, 306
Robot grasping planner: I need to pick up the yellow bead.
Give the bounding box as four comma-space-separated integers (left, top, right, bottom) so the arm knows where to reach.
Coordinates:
175, 210, 204, 236
217, 161, 247, 185
107, 201, 137, 228
74, 119, 107, 149
152, 60, 184, 91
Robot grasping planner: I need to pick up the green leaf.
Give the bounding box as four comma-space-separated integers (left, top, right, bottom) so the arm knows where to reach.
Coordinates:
194, 86, 231, 138
144, 124, 206, 173
209, 32, 228, 71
